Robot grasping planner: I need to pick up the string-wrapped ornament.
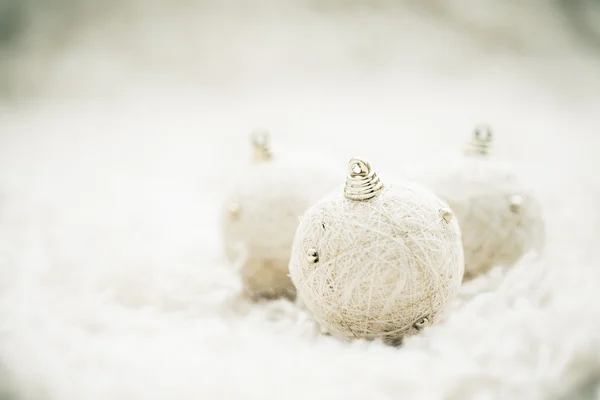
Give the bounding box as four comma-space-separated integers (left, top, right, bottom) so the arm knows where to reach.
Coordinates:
221, 129, 340, 301
289, 158, 464, 342
422, 125, 544, 280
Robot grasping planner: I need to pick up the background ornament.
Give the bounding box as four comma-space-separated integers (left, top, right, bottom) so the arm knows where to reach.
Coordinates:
221, 129, 341, 300
420, 125, 545, 280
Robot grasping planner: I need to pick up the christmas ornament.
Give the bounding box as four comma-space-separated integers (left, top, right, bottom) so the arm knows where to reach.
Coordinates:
289, 158, 464, 342
423, 125, 544, 280
221, 129, 340, 301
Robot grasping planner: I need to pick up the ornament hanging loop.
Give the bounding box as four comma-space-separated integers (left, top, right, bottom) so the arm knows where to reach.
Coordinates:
344, 158, 384, 201
251, 128, 273, 163
465, 124, 493, 156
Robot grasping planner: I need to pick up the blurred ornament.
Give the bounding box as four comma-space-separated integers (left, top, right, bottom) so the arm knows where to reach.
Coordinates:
289, 158, 464, 342
423, 125, 545, 280
221, 128, 340, 301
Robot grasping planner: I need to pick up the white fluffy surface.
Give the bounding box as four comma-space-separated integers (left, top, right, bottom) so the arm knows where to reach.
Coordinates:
289, 178, 463, 341
0, 1, 600, 399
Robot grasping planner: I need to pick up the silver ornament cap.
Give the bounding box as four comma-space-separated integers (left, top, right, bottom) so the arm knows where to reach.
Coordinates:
465, 124, 493, 156
344, 158, 384, 201
251, 128, 273, 163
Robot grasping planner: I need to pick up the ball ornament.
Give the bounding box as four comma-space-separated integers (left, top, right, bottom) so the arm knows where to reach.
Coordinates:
425, 125, 545, 279
289, 158, 464, 341
221, 129, 340, 300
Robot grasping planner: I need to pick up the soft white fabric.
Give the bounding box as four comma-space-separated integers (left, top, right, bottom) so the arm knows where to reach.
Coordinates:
0, 1, 599, 399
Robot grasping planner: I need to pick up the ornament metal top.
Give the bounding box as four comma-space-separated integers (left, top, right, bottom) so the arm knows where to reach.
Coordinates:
344, 158, 384, 201
464, 124, 493, 157
251, 128, 273, 163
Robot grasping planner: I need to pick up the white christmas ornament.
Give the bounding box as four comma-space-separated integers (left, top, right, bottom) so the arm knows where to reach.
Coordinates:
424, 125, 544, 280
221, 129, 340, 300
289, 158, 464, 342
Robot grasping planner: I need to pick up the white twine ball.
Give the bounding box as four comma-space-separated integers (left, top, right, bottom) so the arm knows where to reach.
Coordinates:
423, 126, 545, 280
221, 130, 340, 300
289, 158, 464, 342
